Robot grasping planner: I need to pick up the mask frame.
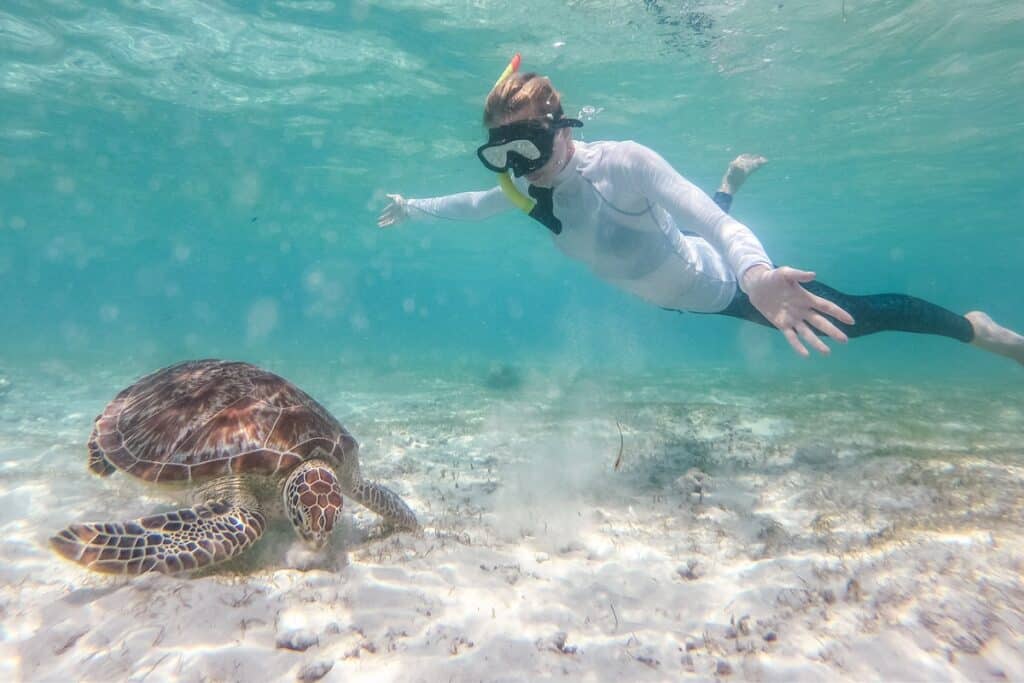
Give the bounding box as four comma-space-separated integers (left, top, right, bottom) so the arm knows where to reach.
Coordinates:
477, 117, 582, 177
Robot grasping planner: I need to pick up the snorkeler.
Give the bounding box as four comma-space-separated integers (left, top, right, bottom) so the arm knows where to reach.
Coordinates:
377, 64, 1024, 365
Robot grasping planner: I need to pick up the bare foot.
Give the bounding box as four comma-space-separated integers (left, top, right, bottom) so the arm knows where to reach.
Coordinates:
965, 311, 1024, 365
719, 154, 768, 195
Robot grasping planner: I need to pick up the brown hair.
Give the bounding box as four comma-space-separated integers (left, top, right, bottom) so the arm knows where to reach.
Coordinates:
483, 72, 564, 127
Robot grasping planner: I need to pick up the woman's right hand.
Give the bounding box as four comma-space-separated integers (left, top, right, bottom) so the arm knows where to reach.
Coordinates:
377, 193, 408, 228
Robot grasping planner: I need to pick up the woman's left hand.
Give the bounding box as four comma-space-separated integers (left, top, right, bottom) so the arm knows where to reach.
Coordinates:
741, 265, 855, 357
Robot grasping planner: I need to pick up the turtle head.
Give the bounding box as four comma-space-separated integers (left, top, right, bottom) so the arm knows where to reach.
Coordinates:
282, 459, 344, 549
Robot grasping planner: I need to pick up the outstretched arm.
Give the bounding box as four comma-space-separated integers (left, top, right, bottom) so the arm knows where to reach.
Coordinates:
377, 186, 514, 228
622, 141, 854, 357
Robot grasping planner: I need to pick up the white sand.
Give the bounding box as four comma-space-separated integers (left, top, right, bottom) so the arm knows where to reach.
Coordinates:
1, 364, 1022, 682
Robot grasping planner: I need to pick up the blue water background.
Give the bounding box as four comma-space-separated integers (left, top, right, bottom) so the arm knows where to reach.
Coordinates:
2, 0, 1022, 384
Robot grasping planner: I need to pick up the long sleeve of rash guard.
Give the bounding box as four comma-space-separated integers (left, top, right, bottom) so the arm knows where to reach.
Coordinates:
618, 141, 773, 285
405, 186, 514, 223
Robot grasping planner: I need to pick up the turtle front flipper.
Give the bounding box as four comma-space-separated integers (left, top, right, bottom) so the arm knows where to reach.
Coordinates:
346, 481, 419, 531
335, 454, 418, 531
50, 500, 266, 575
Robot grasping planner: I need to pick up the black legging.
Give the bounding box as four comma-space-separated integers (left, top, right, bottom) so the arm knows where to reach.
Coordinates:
706, 191, 974, 343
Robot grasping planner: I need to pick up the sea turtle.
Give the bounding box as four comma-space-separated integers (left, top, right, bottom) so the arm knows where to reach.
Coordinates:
51, 359, 418, 575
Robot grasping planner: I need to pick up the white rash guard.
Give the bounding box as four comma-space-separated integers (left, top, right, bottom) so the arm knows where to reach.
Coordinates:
404, 140, 773, 313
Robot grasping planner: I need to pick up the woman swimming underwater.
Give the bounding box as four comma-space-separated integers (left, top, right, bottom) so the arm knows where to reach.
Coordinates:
378, 61, 1024, 364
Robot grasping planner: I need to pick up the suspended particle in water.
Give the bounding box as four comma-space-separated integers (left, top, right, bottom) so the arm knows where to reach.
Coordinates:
305, 269, 324, 290
506, 298, 524, 320
173, 245, 191, 262
232, 171, 261, 208
350, 312, 369, 331
351, 0, 369, 22
246, 299, 279, 340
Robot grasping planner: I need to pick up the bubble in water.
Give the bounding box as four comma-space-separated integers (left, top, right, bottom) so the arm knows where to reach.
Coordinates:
247, 299, 279, 340
350, 312, 369, 331
61, 321, 89, 347
305, 270, 324, 290
351, 0, 369, 22
577, 105, 604, 122
507, 298, 524, 320
232, 172, 262, 208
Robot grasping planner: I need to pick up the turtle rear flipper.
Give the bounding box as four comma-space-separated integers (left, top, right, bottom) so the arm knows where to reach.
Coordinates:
50, 501, 266, 575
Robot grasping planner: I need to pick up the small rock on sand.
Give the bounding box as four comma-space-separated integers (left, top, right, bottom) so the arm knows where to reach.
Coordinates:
297, 660, 333, 682
277, 629, 319, 652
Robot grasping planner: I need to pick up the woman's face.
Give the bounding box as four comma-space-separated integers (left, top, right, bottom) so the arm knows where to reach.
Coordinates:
494, 112, 574, 187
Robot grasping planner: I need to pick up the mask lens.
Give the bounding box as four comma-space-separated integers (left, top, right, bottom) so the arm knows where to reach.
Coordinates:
478, 146, 505, 170
478, 139, 543, 173
505, 139, 542, 160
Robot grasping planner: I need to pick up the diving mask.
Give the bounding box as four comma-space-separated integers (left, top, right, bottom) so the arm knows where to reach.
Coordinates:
477, 117, 583, 177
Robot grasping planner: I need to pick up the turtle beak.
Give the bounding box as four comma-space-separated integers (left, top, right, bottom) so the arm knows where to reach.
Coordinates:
292, 503, 336, 549
303, 529, 330, 550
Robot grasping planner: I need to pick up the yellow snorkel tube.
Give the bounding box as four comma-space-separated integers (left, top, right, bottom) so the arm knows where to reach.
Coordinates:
492, 53, 537, 214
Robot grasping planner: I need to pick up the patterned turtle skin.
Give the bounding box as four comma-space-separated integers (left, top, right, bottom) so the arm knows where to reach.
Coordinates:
51, 359, 418, 575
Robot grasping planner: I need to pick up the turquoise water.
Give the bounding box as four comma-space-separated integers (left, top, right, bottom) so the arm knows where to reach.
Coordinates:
2, 0, 1022, 381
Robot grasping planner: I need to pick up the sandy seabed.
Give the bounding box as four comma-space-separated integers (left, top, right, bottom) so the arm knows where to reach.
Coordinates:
0, 363, 1021, 682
